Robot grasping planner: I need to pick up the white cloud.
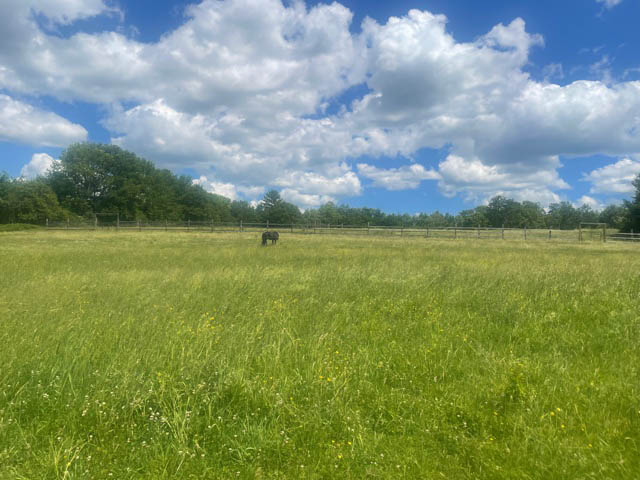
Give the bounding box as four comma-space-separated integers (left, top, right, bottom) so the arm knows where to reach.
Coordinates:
2, 1, 640, 208
596, 0, 623, 9
0, 94, 87, 147
583, 158, 640, 194
343, 12, 640, 203
357, 163, 439, 190
576, 195, 604, 211
279, 188, 335, 208
20, 153, 57, 179
193, 175, 265, 201
193, 176, 239, 200
436, 155, 568, 205
31, 0, 118, 25
274, 170, 361, 196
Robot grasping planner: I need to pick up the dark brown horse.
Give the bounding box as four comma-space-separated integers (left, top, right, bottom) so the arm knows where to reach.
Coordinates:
262, 231, 279, 246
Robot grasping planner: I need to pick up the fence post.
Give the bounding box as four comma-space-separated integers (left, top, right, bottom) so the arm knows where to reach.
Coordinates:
137, 219, 141, 232
502, 224, 504, 240
67, 218, 70, 230
579, 224, 582, 242
291, 223, 294, 233
46, 218, 49, 228
426, 227, 429, 238
524, 225, 527, 241
240, 220, 243, 232
603, 224, 606, 243
477, 226, 480, 239
117, 213, 120, 232
548, 228, 552, 241
367, 222, 370, 235
94, 215, 98, 230
454, 225, 457, 239
165, 219, 168, 232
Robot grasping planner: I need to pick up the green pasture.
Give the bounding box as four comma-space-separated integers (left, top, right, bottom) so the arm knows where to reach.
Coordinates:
0, 231, 638, 479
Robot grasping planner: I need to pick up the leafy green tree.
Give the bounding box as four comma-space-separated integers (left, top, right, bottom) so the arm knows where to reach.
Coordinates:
520, 201, 546, 228
546, 202, 580, 229
316, 202, 343, 225
231, 200, 257, 223
485, 196, 527, 227
599, 204, 627, 230
457, 206, 489, 227
0, 178, 67, 224
47, 143, 157, 218
576, 205, 599, 225
622, 173, 640, 232
256, 190, 301, 224
44, 143, 235, 222
0, 173, 10, 220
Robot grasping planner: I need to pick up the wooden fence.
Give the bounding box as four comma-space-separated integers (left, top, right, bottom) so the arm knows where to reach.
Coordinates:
42, 219, 640, 243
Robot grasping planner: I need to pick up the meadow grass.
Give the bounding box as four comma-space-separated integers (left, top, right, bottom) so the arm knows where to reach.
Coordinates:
0, 231, 638, 479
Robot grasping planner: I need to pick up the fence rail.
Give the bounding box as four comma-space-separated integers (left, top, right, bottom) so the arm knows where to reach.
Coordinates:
39, 219, 638, 244
607, 232, 640, 242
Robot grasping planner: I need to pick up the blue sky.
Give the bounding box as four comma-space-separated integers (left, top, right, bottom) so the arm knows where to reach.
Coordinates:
2, 0, 640, 213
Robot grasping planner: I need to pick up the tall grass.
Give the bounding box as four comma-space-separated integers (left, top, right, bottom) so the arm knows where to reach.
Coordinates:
1, 231, 638, 479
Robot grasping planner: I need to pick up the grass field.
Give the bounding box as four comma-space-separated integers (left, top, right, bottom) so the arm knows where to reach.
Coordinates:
1, 231, 639, 479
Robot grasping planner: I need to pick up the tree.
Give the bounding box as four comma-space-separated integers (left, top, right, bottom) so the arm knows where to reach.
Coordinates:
231, 200, 257, 222
576, 204, 599, 224
44, 142, 236, 222
520, 201, 546, 228
456, 206, 489, 227
317, 202, 343, 225
0, 178, 67, 224
0, 173, 9, 220
47, 143, 157, 218
486, 196, 527, 227
256, 190, 301, 224
599, 204, 627, 230
547, 202, 580, 229
622, 173, 640, 232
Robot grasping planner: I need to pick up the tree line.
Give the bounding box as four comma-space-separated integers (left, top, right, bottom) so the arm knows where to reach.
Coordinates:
1, 142, 639, 231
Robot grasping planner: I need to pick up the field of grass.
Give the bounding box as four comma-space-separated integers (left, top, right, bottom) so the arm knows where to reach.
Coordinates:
1, 231, 639, 479
0, 223, 41, 232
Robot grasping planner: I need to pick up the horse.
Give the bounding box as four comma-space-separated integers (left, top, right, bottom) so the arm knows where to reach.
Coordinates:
262, 231, 279, 246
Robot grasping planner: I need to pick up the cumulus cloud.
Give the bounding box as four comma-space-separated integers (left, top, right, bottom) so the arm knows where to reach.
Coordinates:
357, 163, 439, 190
274, 170, 361, 196
576, 195, 604, 211
279, 188, 335, 208
2, 1, 640, 207
20, 152, 57, 179
343, 12, 640, 203
0, 94, 87, 146
583, 158, 640, 194
436, 155, 568, 205
193, 176, 240, 201
193, 175, 264, 201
